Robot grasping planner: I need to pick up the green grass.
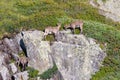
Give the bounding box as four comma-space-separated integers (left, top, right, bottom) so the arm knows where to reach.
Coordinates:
1, 0, 120, 80
83, 20, 120, 80
27, 64, 58, 79
27, 67, 39, 78
39, 64, 58, 79
0, 0, 120, 38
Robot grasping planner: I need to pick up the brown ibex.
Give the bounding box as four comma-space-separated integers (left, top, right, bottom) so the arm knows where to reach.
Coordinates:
44, 23, 61, 39
16, 56, 28, 71
64, 20, 83, 34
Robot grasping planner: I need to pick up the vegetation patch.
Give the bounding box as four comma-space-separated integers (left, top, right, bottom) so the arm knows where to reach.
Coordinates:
39, 64, 58, 79
27, 64, 58, 79
83, 20, 120, 80
0, 0, 120, 38
27, 67, 39, 79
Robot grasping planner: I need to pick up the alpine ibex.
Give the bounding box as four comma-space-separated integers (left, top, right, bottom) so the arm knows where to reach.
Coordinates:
64, 20, 83, 34
44, 23, 61, 39
16, 56, 28, 71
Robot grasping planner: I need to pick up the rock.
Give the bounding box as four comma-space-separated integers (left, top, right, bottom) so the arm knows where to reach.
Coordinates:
3, 38, 19, 54
22, 30, 44, 41
14, 30, 45, 53
0, 44, 5, 52
0, 52, 11, 80
0, 65, 11, 80
9, 63, 18, 74
14, 33, 24, 53
0, 30, 106, 80
0, 40, 2, 45
0, 37, 20, 62
13, 71, 29, 80
22, 30, 53, 74
0, 52, 10, 65
0, 52, 5, 66
51, 31, 106, 80
0, 73, 3, 80
50, 71, 63, 80
90, 0, 120, 22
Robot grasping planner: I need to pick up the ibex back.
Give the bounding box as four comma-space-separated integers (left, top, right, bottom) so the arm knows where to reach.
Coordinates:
44, 23, 61, 39
64, 20, 83, 34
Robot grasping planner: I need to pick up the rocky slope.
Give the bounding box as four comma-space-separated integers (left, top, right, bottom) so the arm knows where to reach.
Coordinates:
90, 0, 120, 22
0, 30, 106, 80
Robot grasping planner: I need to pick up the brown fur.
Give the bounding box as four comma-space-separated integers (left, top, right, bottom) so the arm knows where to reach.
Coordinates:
44, 23, 61, 39
64, 21, 83, 34
17, 56, 28, 71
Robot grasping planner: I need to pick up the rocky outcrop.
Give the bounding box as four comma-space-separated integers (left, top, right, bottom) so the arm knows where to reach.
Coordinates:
0, 30, 106, 80
90, 0, 120, 22
51, 31, 106, 80
22, 30, 53, 74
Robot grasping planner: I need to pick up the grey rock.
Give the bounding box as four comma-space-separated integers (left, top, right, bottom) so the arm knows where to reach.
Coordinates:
13, 71, 29, 80
90, 0, 120, 22
3, 38, 19, 54
0, 65, 11, 80
0, 52, 11, 80
22, 30, 53, 74
0, 52, 10, 65
0, 30, 106, 80
9, 63, 18, 74
51, 31, 106, 80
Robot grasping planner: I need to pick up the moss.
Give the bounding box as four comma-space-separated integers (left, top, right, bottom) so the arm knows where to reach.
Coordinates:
27, 64, 58, 79
18, 51, 26, 57
45, 34, 55, 41
27, 67, 39, 78
39, 64, 58, 79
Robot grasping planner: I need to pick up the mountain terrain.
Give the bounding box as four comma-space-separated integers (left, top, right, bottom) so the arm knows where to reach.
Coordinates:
0, 0, 120, 80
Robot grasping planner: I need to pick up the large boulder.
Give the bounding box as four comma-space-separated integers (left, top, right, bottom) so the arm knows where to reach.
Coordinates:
0, 30, 106, 80
51, 31, 106, 80
22, 30, 53, 74
90, 0, 120, 22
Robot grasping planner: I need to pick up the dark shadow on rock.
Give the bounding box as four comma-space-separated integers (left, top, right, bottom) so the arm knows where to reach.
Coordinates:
0, 73, 3, 80
11, 75, 15, 80
54, 71, 64, 80
50, 54, 64, 80
20, 39, 27, 57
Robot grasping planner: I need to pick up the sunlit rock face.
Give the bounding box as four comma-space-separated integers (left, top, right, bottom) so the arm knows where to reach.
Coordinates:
0, 30, 106, 80
51, 31, 106, 80
90, 0, 120, 22
0, 52, 11, 80
22, 30, 53, 74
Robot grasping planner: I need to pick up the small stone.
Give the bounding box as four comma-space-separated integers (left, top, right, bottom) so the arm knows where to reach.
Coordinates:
9, 63, 18, 74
